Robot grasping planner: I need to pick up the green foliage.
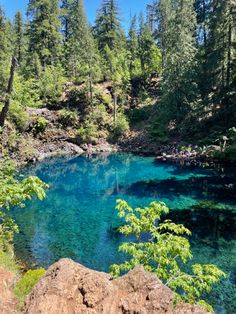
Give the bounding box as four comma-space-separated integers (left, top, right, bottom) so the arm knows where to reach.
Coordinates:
0, 251, 19, 272
38, 65, 65, 105
27, 0, 61, 67
33, 117, 48, 134
65, 0, 101, 83
110, 200, 226, 310
77, 121, 98, 144
13, 74, 41, 108
14, 268, 46, 307
8, 100, 30, 131
110, 113, 129, 139
149, 119, 169, 143
58, 108, 79, 127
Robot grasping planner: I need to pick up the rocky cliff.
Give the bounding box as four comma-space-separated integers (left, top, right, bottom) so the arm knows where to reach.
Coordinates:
24, 258, 209, 314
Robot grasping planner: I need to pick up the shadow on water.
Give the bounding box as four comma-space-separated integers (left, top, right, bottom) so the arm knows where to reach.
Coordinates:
112, 176, 236, 203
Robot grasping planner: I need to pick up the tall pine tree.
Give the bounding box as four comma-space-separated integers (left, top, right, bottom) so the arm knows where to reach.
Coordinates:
159, 0, 198, 123
27, 0, 62, 67
13, 11, 24, 65
65, 0, 101, 86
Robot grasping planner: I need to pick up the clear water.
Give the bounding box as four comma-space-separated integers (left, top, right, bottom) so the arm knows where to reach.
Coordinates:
12, 153, 236, 313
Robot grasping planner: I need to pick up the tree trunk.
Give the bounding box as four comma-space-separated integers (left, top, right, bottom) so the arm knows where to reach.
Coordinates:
226, 8, 232, 87
113, 93, 117, 123
0, 57, 17, 128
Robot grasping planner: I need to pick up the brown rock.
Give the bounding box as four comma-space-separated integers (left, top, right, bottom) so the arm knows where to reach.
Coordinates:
24, 259, 210, 314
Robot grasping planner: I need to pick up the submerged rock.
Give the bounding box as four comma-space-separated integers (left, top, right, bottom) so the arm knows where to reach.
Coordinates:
25, 259, 209, 314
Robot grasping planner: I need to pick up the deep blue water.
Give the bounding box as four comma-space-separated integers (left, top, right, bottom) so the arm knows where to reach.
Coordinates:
12, 153, 236, 313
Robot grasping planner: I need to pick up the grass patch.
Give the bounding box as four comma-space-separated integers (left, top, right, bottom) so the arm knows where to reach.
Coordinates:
0, 251, 19, 272
14, 268, 46, 308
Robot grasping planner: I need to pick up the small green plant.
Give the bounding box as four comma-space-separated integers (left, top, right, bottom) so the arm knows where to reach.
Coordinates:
33, 117, 48, 134
110, 200, 226, 312
77, 121, 99, 144
110, 113, 129, 139
58, 108, 79, 127
14, 268, 46, 307
149, 120, 169, 143
38, 65, 65, 105
8, 100, 30, 131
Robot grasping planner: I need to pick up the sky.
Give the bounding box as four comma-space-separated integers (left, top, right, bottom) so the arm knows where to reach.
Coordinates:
0, 0, 150, 29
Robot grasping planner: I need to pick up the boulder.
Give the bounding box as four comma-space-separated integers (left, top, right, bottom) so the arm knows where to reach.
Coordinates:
24, 259, 209, 314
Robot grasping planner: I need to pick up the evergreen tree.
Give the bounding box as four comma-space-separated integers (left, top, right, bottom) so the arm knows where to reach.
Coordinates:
0, 7, 12, 94
206, 0, 236, 91
13, 11, 24, 65
61, 0, 73, 42
128, 15, 141, 78
66, 0, 101, 88
27, 0, 62, 67
159, 0, 198, 123
138, 21, 161, 78
94, 0, 125, 52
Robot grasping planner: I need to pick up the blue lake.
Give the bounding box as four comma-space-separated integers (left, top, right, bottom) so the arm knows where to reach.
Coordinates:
13, 153, 236, 313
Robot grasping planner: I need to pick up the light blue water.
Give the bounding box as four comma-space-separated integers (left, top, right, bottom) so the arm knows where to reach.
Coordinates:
12, 153, 236, 313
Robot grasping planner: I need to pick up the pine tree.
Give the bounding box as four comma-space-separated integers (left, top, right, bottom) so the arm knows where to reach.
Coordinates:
0, 7, 12, 94
128, 15, 141, 78
94, 0, 125, 52
207, 0, 236, 91
13, 11, 24, 64
138, 21, 161, 79
61, 0, 73, 42
27, 0, 62, 67
159, 0, 198, 123
66, 0, 101, 87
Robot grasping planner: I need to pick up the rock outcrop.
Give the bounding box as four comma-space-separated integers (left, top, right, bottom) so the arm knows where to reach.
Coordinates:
25, 259, 209, 314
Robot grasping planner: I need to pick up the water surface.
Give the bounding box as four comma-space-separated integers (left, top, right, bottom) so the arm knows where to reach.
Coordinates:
12, 153, 236, 313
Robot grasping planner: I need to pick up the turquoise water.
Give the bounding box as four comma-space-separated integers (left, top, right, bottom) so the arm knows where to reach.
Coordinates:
12, 153, 236, 313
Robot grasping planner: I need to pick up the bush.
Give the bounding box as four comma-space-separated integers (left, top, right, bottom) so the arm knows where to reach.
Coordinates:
89, 104, 110, 128
33, 117, 48, 134
149, 120, 169, 143
38, 65, 65, 105
110, 200, 226, 312
13, 74, 41, 108
14, 268, 46, 307
66, 87, 90, 116
8, 101, 30, 131
110, 113, 129, 139
58, 108, 79, 127
77, 122, 98, 144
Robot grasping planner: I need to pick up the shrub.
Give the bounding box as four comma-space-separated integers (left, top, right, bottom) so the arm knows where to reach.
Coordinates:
33, 117, 48, 134
90, 104, 110, 128
110, 200, 226, 312
38, 65, 65, 105
110, 113, 129, 139
8, 101, 30, 131
13, 74, 41, 108
58, 108, 79, 127
149, 120, 169, 143
14, 268, 46, 307
66, 87, 90, 116
77, 122, 98, 144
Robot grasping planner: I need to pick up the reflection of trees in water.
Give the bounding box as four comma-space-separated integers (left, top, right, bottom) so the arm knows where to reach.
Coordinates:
113, 175, 236, 203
